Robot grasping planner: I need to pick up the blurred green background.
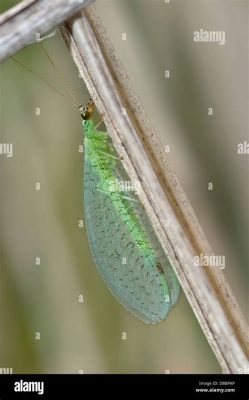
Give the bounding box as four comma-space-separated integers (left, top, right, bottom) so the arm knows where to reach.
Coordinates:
0, 0, 248, 373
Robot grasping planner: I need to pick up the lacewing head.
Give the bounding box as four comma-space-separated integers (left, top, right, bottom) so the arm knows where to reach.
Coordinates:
79, 98, 95, 120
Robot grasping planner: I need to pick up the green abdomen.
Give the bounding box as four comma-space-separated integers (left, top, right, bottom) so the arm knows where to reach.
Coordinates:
83, 133, 180, 324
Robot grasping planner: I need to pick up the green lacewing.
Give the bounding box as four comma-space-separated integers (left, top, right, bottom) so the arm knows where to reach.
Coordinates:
12, 51, 180, 323
80, 99, 180, 324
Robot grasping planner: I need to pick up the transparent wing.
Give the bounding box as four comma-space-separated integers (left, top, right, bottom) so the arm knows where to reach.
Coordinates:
84, 140, 180, 324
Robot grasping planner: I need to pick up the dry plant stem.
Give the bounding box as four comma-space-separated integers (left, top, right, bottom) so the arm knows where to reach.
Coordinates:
0, 0, 95, 63
1, 0, 247, 374
61, 6, 249, 373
